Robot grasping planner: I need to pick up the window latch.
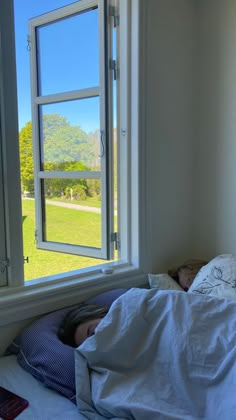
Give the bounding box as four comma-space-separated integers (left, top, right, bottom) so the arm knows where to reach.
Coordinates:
0, 259, 9, 273
111, 232, 120, 250
27, 34, 31, 51
109, 6, 119, 27
110, 59, 118, 81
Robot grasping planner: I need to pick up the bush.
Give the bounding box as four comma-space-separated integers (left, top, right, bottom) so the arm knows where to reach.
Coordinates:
65, 184, 87, 201
87, 179, 100, 198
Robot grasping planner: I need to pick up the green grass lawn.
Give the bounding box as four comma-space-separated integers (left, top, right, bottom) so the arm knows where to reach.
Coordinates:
22, 199, 108, 281
46, 202, 101, 247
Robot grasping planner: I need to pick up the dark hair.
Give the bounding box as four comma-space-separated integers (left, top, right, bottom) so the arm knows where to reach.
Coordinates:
168, 259, 208, 284
58, 303, 109, 347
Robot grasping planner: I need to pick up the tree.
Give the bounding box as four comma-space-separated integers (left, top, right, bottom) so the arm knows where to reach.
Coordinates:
42, 114, 96, 170
19, 114, 101, 198
19, 121, 34, 193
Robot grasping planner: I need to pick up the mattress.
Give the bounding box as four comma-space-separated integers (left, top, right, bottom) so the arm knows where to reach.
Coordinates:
0, 355, 80, 419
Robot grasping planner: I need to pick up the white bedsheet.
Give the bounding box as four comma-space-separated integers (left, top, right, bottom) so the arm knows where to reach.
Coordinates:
0, 355, 82, 419
75, 288, 236, 419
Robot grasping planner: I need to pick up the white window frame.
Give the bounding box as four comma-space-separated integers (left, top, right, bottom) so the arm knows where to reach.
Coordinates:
0, 0, 24, 288
0, 142, 7, 287
0, 0, 144, 323
29, 0, 112, 260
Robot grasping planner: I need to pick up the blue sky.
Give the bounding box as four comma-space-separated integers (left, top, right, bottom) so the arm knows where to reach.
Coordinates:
13, 0, 101, 133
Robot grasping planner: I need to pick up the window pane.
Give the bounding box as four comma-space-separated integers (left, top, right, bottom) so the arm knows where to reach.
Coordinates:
39, 99, 101, 171
42, 178, 102, 248
14, 0, 117, 280
37, 8, 99, 96
22, 197, 107, 281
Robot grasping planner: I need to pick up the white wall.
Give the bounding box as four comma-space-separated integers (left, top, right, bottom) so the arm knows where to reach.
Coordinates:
142, 0, 236, 272
193, 0, 236, 258
141, 0, 196, 272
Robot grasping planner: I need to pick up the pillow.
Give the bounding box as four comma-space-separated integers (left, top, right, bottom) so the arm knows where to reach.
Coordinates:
148, 273, 183, 291
188, 254, 236, 300
8, 288, 127, 403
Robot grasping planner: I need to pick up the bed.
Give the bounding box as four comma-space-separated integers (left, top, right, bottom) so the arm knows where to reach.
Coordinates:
0, 355, 80, 419
75, 286, 236, 418
0, 288, 128, 419
1, 254, 236, 419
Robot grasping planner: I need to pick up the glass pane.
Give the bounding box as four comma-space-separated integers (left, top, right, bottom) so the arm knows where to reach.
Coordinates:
42, 178, 101, 248
14, 0, 116, 282
39, 98, 101, 171
37, 8, 99, 95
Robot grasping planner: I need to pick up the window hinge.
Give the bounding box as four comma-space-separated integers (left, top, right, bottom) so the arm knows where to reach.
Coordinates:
35, 229, 38, 244
110, 59, 118, 81
109, 5, 119, 27
24, 256, 29, 264
27, 34, 31, 51
0, 259, 9, 273
111, 232, 120, 250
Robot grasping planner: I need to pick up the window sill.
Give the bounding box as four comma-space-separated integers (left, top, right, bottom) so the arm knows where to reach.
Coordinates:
0, 266, 147, 326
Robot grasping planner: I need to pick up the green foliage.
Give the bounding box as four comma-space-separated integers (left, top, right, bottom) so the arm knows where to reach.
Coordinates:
65, 184, 87, 201
19, 114, 101, 198
19, 121, 34, 193
43, 114, 88, 168
87, 179, 101, 198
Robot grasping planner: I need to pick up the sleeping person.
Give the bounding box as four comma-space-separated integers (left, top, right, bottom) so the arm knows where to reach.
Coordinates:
58, 304, 108, 346
59, 261, 209, 348
168, 259, 208, 291
73, 287, 236, 418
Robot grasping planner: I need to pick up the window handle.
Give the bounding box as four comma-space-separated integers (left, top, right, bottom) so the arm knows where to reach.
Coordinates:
0, 259, 9, 273
99, 130, 105, 157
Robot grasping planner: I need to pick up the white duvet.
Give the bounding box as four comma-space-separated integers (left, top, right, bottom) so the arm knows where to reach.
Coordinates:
75, 288, 236, 419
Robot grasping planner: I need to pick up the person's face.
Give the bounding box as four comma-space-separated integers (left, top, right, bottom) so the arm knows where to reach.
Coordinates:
74, 318, 103, 346
178, 268, 198, 291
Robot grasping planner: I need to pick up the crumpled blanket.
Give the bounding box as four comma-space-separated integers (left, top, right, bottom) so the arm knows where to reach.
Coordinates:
75, 288, 236, 419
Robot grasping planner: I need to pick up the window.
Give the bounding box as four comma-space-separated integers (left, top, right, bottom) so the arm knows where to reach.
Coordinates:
0, 149, 7, 287
0, 0, 140, 293
29, 1, 114, 260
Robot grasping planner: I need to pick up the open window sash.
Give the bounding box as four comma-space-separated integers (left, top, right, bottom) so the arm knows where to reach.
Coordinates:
0, 152, 7, 286
29, 0, 114, 260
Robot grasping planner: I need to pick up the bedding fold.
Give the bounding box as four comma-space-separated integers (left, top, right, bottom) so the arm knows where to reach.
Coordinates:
75, 288, 236, 419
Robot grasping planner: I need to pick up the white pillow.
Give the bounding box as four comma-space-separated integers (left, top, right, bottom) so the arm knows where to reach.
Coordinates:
148, 273, 183, 291
188, 254, 236, 301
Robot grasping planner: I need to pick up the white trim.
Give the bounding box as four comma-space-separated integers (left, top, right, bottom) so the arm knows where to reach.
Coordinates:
29, 0, 110, 260
36, 241, 106, 258
0, 152, 7, 285
130, 0, 140, 266
134, 0, 148, 272
0, 0, 142, 294
118, 0, 130, 262
0, 29, 7, 286
106, 0, 116, 261
34, 87, 100, 105
0, 0, 24, 286
38, 171, 101, 179
0, 268, 147, 326
29, 0, 98, 27
29, 13, 42, 261
98, 0, 109, 259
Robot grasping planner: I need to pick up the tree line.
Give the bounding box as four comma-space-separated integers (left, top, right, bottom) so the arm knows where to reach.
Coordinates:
19, 114, 100, 201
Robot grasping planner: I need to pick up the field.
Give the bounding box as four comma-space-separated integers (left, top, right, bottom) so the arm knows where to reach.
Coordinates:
22, 199, 107, 281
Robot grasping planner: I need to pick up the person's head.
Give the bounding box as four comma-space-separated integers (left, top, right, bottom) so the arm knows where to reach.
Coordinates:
58, 303, 109, 347
169, 259, 208, 291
